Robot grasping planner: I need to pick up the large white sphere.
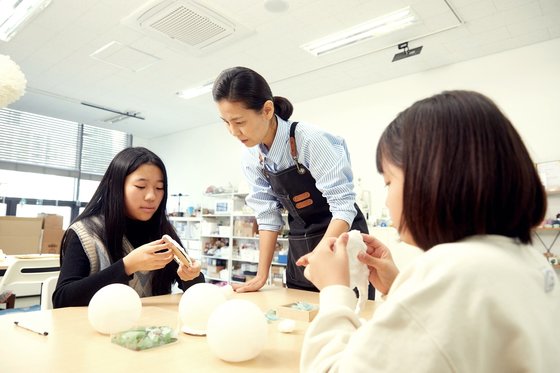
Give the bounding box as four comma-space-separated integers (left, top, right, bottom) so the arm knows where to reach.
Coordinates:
178, 283, 227, 335
88, 284, 142, 334
206, 299, 268, 362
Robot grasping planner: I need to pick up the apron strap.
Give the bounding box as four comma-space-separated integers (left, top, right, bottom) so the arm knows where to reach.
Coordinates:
260, 121, 304, 174
289, 122, 305, 175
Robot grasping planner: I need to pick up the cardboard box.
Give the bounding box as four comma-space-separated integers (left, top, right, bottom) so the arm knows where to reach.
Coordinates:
41, 228, 65, 254
38, 213, 63, 229
0, 216, 42, 255
234, 219, 257, 237
277, 302, 319, 322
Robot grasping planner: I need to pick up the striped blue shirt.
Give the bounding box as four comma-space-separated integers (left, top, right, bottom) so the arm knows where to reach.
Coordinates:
241, 116, 358, 231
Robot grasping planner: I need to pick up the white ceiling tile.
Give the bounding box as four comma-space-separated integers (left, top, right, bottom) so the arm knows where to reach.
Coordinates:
493, 0, 538, 11
465, 14, 508, 34
507, 16, 550, 36
455, 1, 498, 20
3, 0, 558, 138
497, 1, 543, 22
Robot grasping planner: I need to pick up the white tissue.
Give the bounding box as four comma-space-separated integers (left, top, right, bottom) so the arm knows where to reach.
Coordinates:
346, 230, 369, 314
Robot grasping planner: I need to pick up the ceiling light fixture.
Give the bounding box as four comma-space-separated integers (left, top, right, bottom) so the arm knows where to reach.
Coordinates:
0, 0, 52, 42
177, 79, 214, 100
301, 7, 418, 56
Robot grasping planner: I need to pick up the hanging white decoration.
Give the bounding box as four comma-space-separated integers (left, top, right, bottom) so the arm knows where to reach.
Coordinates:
0, 55, 27, 108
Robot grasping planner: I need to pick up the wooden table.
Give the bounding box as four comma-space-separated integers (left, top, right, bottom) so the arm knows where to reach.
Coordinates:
0, 286, 377, 372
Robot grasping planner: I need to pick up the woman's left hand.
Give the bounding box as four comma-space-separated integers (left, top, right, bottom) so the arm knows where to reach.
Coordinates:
177, 260, 202, 281
303, 233, 350, 290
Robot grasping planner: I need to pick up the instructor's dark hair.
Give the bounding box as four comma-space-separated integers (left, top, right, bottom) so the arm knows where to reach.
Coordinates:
376, 90, 546, 251
212, 66, 293, 120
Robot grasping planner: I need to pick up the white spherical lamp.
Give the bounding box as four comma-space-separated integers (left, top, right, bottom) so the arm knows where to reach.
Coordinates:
206, 299, 268, 362
178, 283, 227, 335
88, 284, 142, 335
0, 55, 27, 108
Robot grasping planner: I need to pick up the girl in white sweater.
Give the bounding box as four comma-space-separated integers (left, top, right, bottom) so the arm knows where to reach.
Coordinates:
300, 90, 560, 372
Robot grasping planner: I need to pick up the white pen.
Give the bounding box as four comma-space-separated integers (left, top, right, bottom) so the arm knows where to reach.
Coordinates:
14, 321, 48, 336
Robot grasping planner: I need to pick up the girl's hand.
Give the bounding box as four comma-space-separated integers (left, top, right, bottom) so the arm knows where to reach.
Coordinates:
303, 234, 350, 290
177, 260, 202, 281
123, 239, 174, 275
358, 234, 399, 294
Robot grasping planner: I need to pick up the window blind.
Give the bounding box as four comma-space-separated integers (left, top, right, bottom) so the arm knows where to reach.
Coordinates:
81, 124, 132, 178
0, 108, 131, 180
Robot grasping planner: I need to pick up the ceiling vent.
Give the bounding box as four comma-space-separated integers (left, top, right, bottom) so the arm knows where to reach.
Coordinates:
122, 0, 252, 53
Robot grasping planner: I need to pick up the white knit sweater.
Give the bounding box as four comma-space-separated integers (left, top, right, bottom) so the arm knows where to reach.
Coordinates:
300, 235, 560, 372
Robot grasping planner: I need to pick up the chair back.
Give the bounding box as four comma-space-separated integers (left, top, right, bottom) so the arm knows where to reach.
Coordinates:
0, 257, 60, 297
40, 275, 59, 310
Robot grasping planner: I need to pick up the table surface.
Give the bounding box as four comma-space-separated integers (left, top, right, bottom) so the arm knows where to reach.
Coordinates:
0, 286, 377, 372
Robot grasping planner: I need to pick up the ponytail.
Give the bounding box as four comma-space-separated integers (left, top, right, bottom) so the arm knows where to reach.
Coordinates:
273, 96, 293, 121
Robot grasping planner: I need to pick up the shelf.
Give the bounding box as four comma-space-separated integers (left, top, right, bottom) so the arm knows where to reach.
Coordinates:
231, 236, 288, 241
204, 192, 248, 197
232, 257, 258, 263
202, 254, 229, 260
169, 216, 201, 222
232, 213, 256, 217
170, 192, 289, 288
204, 275, 226, 282
231, 257, 287, 267
535, 227, 560, 231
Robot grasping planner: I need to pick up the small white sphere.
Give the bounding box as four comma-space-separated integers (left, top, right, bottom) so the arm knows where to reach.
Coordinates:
88, 284, 142, 334
178, 283, 226, 335
220, 284, 234, 299
207, 299, 268, 362
277, 318, 296, 333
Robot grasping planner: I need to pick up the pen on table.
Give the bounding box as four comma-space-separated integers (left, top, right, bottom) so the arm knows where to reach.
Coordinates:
14, 321, 49, 336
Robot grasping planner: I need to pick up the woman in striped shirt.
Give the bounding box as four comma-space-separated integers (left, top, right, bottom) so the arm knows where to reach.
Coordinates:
212, 66, 371, 295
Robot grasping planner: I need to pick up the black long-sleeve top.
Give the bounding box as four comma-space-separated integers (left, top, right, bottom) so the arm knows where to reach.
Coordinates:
53, 218, 204, 308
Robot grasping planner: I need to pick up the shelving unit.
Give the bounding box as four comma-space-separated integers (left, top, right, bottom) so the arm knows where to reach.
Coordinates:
174, 193, 289, 287
169, 216, 202, 262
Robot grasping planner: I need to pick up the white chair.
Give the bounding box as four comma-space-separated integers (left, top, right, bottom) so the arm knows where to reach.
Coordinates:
0, 257, 60, 299
40, 275, 59, 310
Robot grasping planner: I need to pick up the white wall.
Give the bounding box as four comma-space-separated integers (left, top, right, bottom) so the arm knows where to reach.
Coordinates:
148, 123, 245, 210
148, 37, 560, 254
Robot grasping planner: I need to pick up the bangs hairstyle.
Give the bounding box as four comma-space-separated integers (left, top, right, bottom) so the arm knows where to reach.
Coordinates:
376, 90, 546, 250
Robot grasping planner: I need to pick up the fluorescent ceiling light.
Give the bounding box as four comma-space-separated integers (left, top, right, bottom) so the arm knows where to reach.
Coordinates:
301, 7, 418, 56
177, 79, 214, 100
0, 0, 52, 42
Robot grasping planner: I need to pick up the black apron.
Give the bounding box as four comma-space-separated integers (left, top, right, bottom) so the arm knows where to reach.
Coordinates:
262, 122, 374, 298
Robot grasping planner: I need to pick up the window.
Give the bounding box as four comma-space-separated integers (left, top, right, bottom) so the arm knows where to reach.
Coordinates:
0, 108, 131, 220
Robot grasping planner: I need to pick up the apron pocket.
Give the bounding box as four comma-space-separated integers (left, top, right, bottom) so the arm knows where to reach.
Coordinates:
286, 232, 325, 287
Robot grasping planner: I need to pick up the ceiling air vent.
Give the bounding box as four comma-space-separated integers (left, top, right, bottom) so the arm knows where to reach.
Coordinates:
122, 0, 252, 53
